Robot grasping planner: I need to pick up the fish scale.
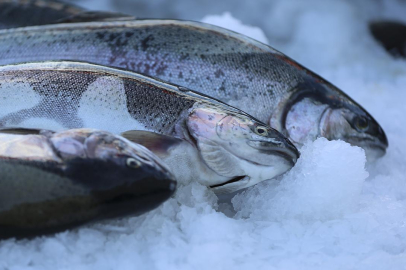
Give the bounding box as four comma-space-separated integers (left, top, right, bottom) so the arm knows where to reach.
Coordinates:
0, 67, 194, 134
0, 20, 298, 123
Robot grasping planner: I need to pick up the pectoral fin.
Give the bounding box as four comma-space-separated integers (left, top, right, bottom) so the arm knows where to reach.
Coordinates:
121, 130, 185, 156
55, 11, 136, 24
0, 127, 54, 136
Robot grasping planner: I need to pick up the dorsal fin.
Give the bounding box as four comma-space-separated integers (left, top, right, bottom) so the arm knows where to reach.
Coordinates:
121, 130, 184, 155
55, 11, 136, 24
0, 127, 54, 135
0, 1, 135, 29
0, 0, 84, 29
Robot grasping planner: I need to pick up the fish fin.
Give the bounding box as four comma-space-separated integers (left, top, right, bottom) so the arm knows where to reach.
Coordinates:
197, 138, 244, 177
55, 11, 136, 24
121, 130, 184, 155
0, 127, 54, 135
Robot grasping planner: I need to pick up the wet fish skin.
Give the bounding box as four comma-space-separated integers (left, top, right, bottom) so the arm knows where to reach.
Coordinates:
0, 19, 386, 159
0, 128, 176, 240
0, 61, 298, 194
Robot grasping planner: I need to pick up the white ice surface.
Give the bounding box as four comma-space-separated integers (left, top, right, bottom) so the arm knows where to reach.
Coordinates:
2, 1, 406, 269
201, 12, 269, 44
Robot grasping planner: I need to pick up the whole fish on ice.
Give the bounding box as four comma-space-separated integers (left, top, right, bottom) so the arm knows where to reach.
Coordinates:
0, 19, 388, 160
0, 61, 299, 194
0, 128, 176, 239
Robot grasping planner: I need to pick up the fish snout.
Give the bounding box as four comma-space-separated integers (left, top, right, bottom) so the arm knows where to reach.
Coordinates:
277, 132, 300, 163
251, 127, 300, 164
376, 124, 389, 149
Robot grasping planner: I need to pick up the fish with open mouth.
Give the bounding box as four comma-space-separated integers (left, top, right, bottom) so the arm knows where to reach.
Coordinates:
0, 61, 299, 194
0, 128, 176, 239
0, 19, 387, 160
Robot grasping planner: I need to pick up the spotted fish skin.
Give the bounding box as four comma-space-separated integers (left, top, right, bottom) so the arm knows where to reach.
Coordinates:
0, 20, 291, 123
0, 61, 198, 135
0, 20, 388, 159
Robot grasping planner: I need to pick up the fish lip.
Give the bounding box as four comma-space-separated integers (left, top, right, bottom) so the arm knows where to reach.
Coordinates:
272, 148, 299, 165
209, 175, 248, 189
344, 136, 387, 159
345, 136, 388, 152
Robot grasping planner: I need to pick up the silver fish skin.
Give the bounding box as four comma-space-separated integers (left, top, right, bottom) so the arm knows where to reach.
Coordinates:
0, 128, 176, 239
0, 61, 299, 194
0, 19, 387, 160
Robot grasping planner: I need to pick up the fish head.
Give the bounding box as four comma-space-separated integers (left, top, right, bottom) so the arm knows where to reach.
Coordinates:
184, 104, 299, 193
319, 104, 388, 161
50, 128, 176, 217
272, 79, 388, 161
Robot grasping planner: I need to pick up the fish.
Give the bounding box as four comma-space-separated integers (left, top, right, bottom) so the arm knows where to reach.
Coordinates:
0, 19, 387, 160
0, 0, 83, 29
0, 0, 135, 29
0, 61, 299, 194
370, 20, 406, 58
0, 127, 176, 239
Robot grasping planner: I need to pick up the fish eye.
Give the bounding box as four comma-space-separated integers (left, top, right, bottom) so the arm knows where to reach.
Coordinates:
254, 126, 269, 136
354, 116, 369, 131
126, 158, 142, 169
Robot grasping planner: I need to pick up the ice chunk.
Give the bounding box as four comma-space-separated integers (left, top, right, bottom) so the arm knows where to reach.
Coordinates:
233, 138, 368, 221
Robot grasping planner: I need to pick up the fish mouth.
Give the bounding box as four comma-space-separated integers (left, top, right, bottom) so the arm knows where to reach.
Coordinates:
210, 175, 248, 189
345, 136, 387, 159
246, 141, 300, 165
272, 148, 300, 165
208, 148, 297, 189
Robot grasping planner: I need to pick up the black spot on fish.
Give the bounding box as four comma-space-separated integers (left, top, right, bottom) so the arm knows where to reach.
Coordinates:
107, 33, 120, 43
141, 35, 154, 51
125, 31, 134, 38
219, 81, 226, 92
178, 72, 183, 79
214, 69, 225, 78
179, 53, 189, 61
156, 64, 168, 76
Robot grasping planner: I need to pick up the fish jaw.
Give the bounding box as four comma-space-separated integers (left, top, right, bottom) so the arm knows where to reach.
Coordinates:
210, 152, 294, 194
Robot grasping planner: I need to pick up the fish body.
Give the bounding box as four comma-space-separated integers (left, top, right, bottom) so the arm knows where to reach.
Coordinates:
0, 61, 299, 193
0, 128, 176, 239
0, 19, 387, 159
